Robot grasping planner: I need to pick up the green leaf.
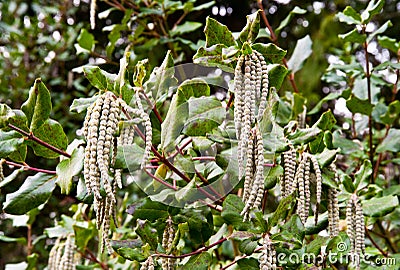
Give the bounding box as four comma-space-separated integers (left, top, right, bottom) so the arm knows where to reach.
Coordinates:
221, 194, 249, 230
313, 110, 336, 131
380, 100, 400, 125
0, 106, 27, 130
183, 97, 225, 136
56, 147, 84, 194
377, 36, 400, 53
268, 193, 296, 229
204, 17, 236, 47
73, 222, 96, 251
346, 95, 373, 115
362, 195, 399, 217
144, 51, 177, 102
276, 6, 307, 34
354, 159, 372, 190
339, 29, 366, 43
306, 235, 328, 256
114, 144, 144, 170
0, 130, 24, 158
83, 66, 116, 93
376, 129, 400, 153
193, 44, 236, 72
314, 148, 338, 168
135, 220, 158, 250
0, 104, 14, 128
342, 175, 356, 193
239, 10, 260, 44
367, 20, 392, 42
77, 29, 95, 51
361, 0, 385, 23
308, 92, 341, 115
0, 235, 27, 244
127, 198, 169, 222
70, 96, 99, 113
132, 59, 148, 88
115, 247, 147, 262
178, 78, 210, 98
252, 43, 286, 63
336, 6, 362, 25
21, 78, 52, 130
192, 1, 215, 11
170, 21, 202, 37
287, 127, 321, 145
237, 258, 260, 270
268, 64, 289, 90
287, 35, 312, 74
3, 173, 57, 215
27, 119, 68, 159
183, 252, 212, 270
160, 89, 189, 152
238, 236, 259, 255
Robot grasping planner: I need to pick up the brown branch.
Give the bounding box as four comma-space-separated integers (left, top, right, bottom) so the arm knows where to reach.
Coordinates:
5, 160, 56, 174
8, 124, 71, 158
257, 0, 299, 93
155, 237, 228, 259
366, 227, 388, 257
138, 90, 163, 123
226, 92, 234, 111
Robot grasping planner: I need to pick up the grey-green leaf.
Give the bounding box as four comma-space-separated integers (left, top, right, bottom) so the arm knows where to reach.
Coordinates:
56, 147, 84, 194
287, 35, 312, 74
3, 173, 57, 215
362, 195, 399, 217
376, 129, 400, 153
183, 252, 212, 270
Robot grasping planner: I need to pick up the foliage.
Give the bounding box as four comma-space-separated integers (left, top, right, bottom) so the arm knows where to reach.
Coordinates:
0, 0, 399, 269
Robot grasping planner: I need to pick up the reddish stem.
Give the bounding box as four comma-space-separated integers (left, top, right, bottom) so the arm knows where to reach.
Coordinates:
5, 160, 57, 174
8, 124, 71, 158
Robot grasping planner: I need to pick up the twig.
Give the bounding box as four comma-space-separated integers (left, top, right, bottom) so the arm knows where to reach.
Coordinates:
8, 124, 71, 158
144, 168, 177, 190
138, 90, 163, 123
362, 26, 374, 183
257, 0, 299, 93
226, 93, 234, 111
365, 227, 387, 257
5, 160, 57, 174
376, 221, 397, 254
192, 156, 216, 161
155, 237, 228, 259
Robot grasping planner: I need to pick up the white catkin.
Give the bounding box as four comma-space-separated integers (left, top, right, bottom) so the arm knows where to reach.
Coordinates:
242, 129, 255, 203
140, 256, 155, 270
253, 125, 265, 209
346, 195, 355, 254
0, 159, 5, 181
161, 217, 175, 270
136, 91, 152, 169
48, 238, 61, 270
297, 105, 307, 129
309, 155, 322, 205
233, 55, 245, 141
282, 146, 296, 197
328, 164, 340, 237
54, 242, 64, 270
303, 154, 311, 221
250, 54, 258, 123
259, 234, 277, 270
90, 0, 96, 30
60, 234, 75, 270
346, 194, 364, 270
254, 51, 269, 121
294, 153, 307, 224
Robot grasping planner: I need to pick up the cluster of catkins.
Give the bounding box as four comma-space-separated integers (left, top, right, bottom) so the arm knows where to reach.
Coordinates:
82, 91, 152, 254
259, 234, 277, 270
281, 151, 322, 224
48, 234, 78, 270
346, 193, 365, 270
327, 164, 340, 237
233, 50, 269, 220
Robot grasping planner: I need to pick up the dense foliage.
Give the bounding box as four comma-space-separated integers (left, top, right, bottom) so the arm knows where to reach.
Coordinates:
1, 0, 399, 269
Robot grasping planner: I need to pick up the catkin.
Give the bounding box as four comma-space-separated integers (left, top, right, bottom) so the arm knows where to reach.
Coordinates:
259, 234, 277, 270
90, 0, 96, 30
135, 91, 153, 168
328, 164, 340, 237
346, 194, 365, 270
241, 125, 265, 221
140, 256, 155, 270
48, 234, 77, 270
0, 159, 5, 182
60, 234, 75, 270
161, 217, 175, 270
294, 153, 307, 224
282, 146, 296, 197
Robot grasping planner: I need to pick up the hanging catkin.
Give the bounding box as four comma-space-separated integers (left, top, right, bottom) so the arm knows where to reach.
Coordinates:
281, 145, 296, 197
161, 216, 175, 270
259, 234, 277, 270
48, 234, 77, 270
328, 164, 340, 237
0, 159, 5, 182
346, 194, 365, 270
140, 256, 155, 270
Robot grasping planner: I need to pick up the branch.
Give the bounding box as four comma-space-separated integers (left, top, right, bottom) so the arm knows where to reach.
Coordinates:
138, 90, 163, 123
365, 227, 388, 257
8, 124, 71, 158
155, 237, 228, 259
5, 160, 56, 174
257, 0, 299, 93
